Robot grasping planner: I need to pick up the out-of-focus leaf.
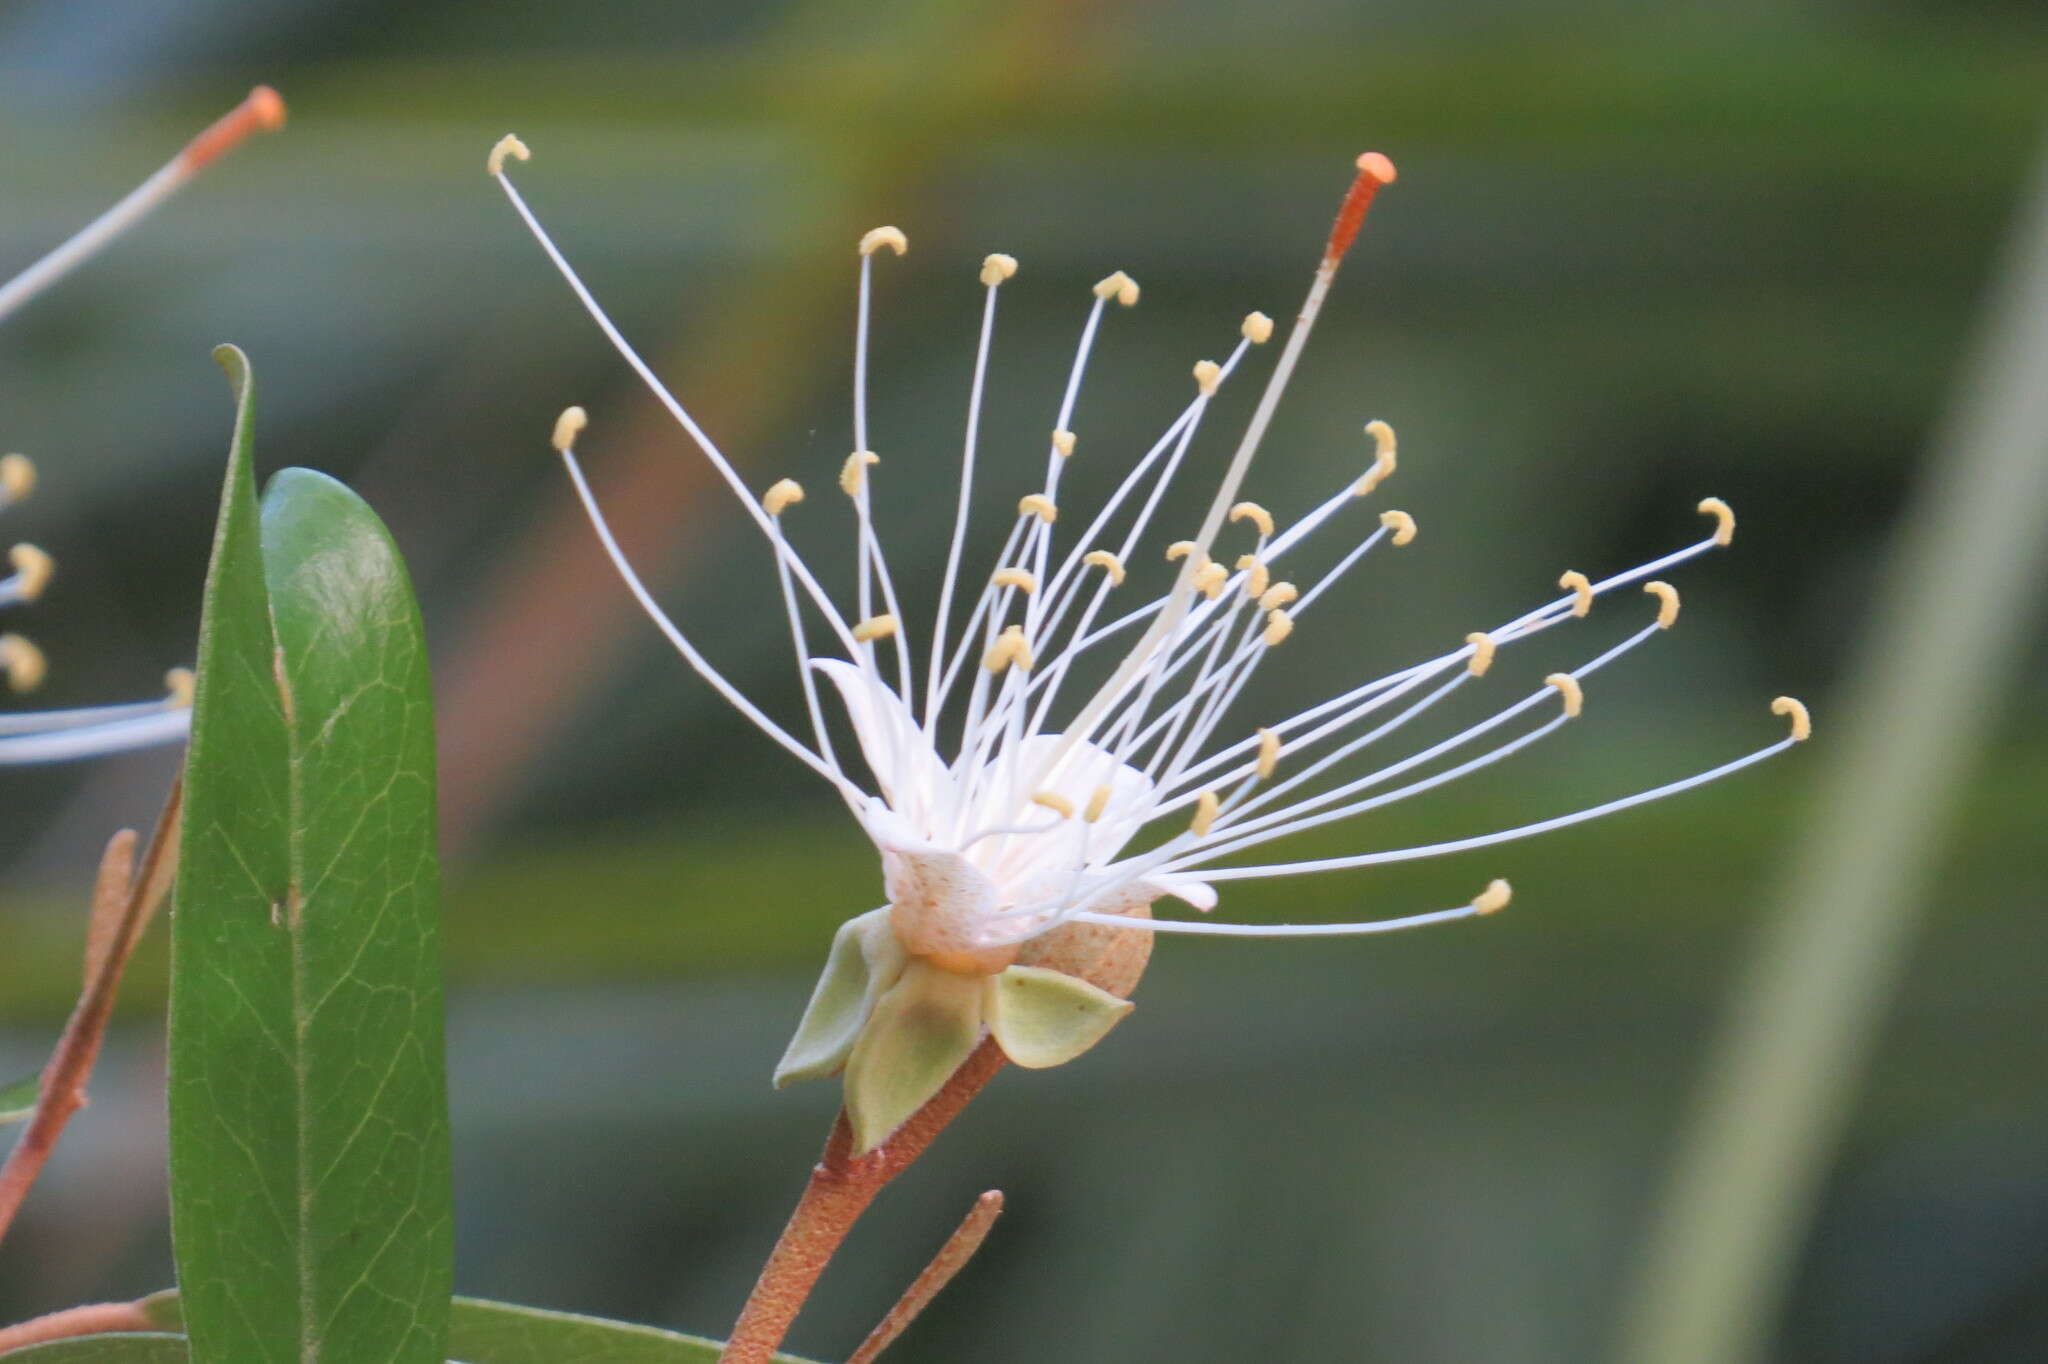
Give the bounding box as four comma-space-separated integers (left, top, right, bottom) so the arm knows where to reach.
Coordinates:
167, 346, 450, 1363
0, 1070, 39, 1124
0, 1338, 188, 1362
449, 1298, 820, 1363
134, 1293, 818, 1363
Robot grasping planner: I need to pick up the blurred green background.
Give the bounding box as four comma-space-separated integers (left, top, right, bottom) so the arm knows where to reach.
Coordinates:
3, 1, 2045, 1361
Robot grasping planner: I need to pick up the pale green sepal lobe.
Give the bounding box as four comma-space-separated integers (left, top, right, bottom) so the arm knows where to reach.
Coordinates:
843, 958, 985, 1154
773, 907, 908, 1088
984, 964, 1134, 1069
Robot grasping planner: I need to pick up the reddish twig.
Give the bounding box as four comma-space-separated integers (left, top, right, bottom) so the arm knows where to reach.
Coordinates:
717, 1038, 1009, 1364
0, 782, 181, 1248
846, 1189, 1004, 1364
0, 1301, 157, 1354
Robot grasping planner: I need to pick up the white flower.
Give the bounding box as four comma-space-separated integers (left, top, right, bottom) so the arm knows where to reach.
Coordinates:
493, 141, 1810, 1148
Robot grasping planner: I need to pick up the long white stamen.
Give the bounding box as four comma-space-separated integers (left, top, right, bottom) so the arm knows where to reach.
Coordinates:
1069, 899, 1486, 937
924, 275, 1006, 734
0, 708, 191, 764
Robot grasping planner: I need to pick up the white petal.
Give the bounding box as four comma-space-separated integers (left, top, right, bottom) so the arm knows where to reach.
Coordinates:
813, 658, 953, 829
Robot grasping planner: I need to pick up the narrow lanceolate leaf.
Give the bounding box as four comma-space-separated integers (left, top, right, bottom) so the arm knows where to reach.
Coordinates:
0, 1070, 39, 1125
0, 1337, 189, 1362
168, 346, 450, 1363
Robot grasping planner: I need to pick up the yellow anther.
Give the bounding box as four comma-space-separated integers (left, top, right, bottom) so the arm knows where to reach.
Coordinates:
859, 226, 908, 257
1558, 570, 1594, 617
0, 634, 45, 693
1189, 790, 1221, 837
763, 478, 805, 517
551, 406, 587, 453
1259, 581, 1299, 611
991, 567, 1038, 594
0, 454, 35, 504
1472, 879, 1512, 916
1084, 785, 1112, 823
8, 545, 53, 602
486, 134, 530, 177
1644, 580, 1680, 629
840, 450, 880, 497
1083, 550, 1126, 585
1017, 493, 1058, 523
1263, 609, 1295, 647
1051, 429, 1076, 458
852, 614, 899, 643
1378, 509, 1417, 545
1256, 727, 1282, 781
1545, 673, 1584, 718
1772, 695, 1812, 742
1236, 555, 1271, 600
1031, 790, 1075, 818
1465, 631, 1497, 677
983, 624, 1034, 674
1193, 561, 1228, 600
1353, 421, 1397, 495
164, 667, 195, 708
1093, 270, 1139, 306
1698, 496, 1736, 547
1164, 540, 1199, 563
1241, 311, 1274, 344
980, 252, 1018, 286
1192, 360, 1222, 396
1229, 501, 1275, 538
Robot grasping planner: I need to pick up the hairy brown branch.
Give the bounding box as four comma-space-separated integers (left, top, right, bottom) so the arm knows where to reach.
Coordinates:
0, 781, 181, 1248
717, 1038, 1008, 1364
846, 1189, 1004, 1364
0, 1300, 157, 1355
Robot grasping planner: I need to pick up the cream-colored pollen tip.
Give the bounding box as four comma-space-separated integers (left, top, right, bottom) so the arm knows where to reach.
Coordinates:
1558, 570, 1593, 617
852, 614, 899, 643
1241, 312, 1274, 344
1545, 673, 1585, 718
1472, 879, 1511, 915
763, 478, 805, 516
1093, 271, 1140, 307
840, 450, 880, 497
1379, 509, 1416, 545
1256, 727, 1282, 781
1698, 496, 1736, 547
983, 624, 1034, 674
165, 667, 196, 708
991, 567, 1038, 594
551, 406, 587, 453
1258, 581, 1298, 610
1772, 695, 1812, 742
1354, 421, 1397, 495
1465, 631, 1497, 677
1644, 581, 1680, 629
1263, 609, 1295, 647
859, 226, 908, 257
1229, 501, 1275, 538
1031, 791, 1075, 819
0, 454, 34, 504
1084, 786, 1112, 822
9, 545, 54, 602
0, 634, 45, 693
980, 253, 1018, 285
1192, 360, 1222, 396
1083, 550, 1126, 585
1189, 790, 1221, 837
1051, 429, 1076, 458
487, 134, 530, 177
1018, 493, 1057, 523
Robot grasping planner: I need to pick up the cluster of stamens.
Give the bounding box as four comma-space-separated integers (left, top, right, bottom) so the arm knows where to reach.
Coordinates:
493, 137, 1809, 949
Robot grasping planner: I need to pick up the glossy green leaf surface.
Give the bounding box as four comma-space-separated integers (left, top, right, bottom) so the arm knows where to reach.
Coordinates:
0, 1069, 39, 1124
0, 1337, 188, 1362
167, 346, 450, 1363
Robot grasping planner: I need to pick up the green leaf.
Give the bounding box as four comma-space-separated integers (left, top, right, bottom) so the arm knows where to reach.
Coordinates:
984, 964, 1133, 1070
134, 1293, 820, 1363
842, 959, 985, 1155
168, 346, 451, 1363
0, 1069, 39, 1124
772, 907, 906, 1088
0, 1337, 188, 1362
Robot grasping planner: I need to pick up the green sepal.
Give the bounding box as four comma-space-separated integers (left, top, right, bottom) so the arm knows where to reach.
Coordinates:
842, 958, 985, 1155
984, 964, 1134, 1070
773, 907, 907, 1088
0, 1069, 39, 1125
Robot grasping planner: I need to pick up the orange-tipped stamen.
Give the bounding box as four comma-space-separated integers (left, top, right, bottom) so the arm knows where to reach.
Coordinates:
1323, 152, 1398, 268
181, 86, 287, 173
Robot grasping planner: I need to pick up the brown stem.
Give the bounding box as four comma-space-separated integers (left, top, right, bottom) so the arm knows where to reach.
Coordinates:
0, 783, 181, 1248
0, 1301, 158, 1355
718, 1038, 1008, 1364
846, 1190, 1003, 1364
